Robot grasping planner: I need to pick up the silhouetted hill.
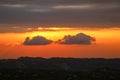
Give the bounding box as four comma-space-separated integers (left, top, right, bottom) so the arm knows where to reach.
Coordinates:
0, 57, 120, 71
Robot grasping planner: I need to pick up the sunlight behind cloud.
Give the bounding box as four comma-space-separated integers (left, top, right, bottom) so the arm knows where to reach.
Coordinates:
37, 27, 71, 31
54, 4, 94, 9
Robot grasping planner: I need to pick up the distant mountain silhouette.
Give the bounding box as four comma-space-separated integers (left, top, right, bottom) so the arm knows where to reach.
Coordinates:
0, 57, 120, 71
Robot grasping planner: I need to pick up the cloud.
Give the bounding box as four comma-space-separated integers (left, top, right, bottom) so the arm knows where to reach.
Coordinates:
0, 26, 72, 33
23, 36, 52, 45
23, 33, 96, 45
0, 26, 36, 33
57, 33, 95, 44
0, 0, 120, 32
0, 0, 119, 6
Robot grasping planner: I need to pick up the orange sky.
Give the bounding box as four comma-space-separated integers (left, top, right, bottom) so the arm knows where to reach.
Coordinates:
0, 28, 120, 59
0, 0, 120, 59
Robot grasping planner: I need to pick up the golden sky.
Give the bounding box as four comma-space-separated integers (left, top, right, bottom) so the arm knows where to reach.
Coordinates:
0, 27, 120, 59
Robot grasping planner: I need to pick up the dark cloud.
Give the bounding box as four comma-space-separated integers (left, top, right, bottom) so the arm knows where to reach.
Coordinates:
0, 0, 120, 33
0, 26, 35, 33
23, 36, 52, 45
57, 33, 95, 44
0, 0, 119, 5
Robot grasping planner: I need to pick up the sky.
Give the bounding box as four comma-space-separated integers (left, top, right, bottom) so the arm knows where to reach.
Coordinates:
0, 0, 120, 59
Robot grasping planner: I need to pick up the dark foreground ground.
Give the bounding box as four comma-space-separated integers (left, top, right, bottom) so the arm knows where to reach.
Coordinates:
0, 57, 120, 80
0, 68, 120, 80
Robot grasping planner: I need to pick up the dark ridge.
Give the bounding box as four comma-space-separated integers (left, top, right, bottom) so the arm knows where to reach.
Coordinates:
0, 57, 120, 71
